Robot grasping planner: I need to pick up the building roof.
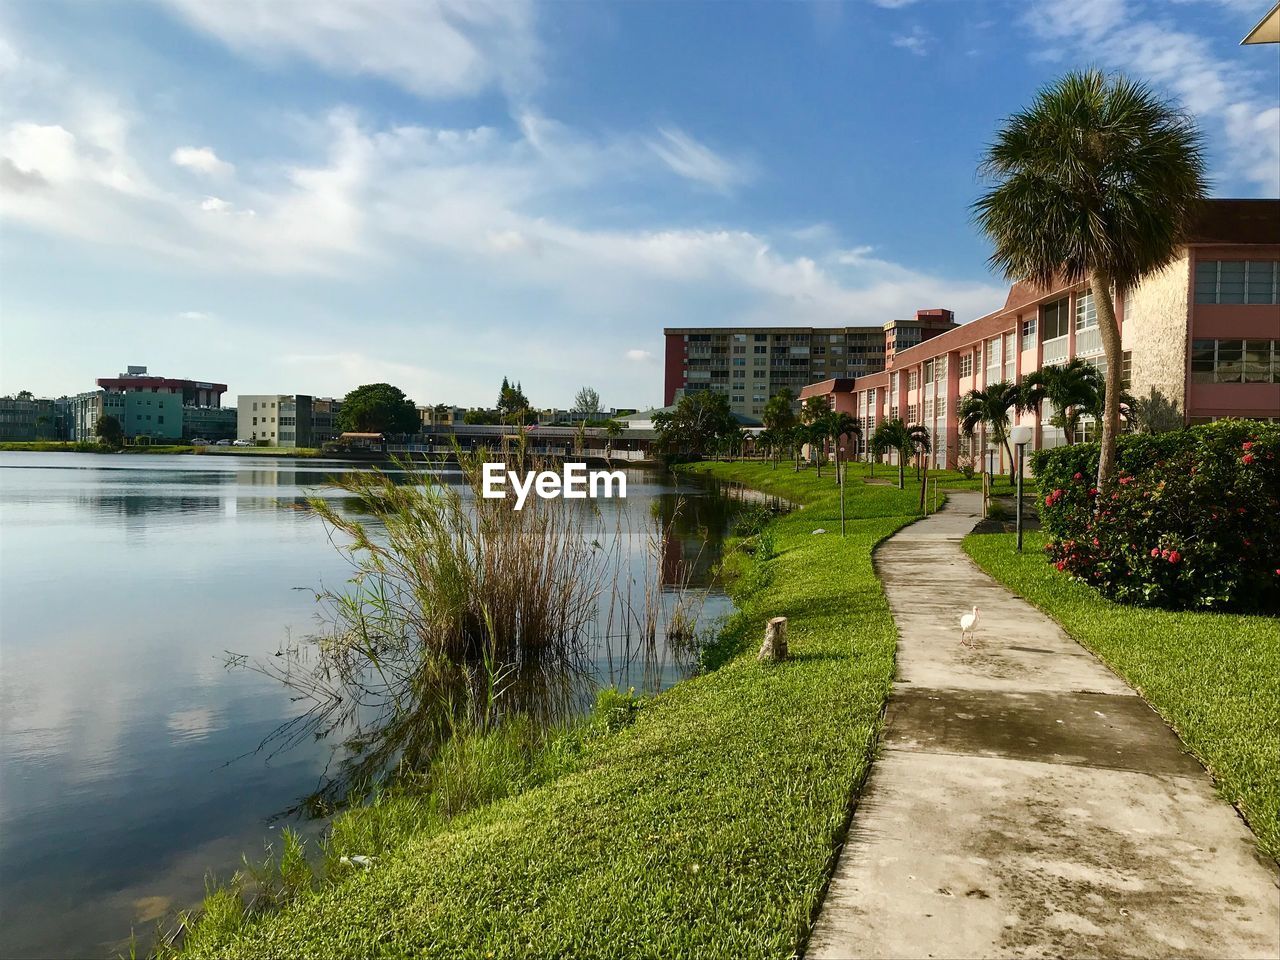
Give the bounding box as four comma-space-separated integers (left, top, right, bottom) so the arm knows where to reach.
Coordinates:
1243, 2, 1279, 43
799, 378, 857, 399
1187, 199, 1280, 244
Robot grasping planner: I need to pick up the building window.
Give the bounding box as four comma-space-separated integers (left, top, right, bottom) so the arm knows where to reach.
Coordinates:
1191, 339, 1280, 383
1075, 290, 1097, 330
1121, 351, 1133, 390
906, 403, 918, 424
1003, 332, 1016, 381
958, 352, 973, 378
907, 371, 919, 392
1041, 298, 1070, 340
1195, 260, 1280, 304
1021, 317, 1037, 351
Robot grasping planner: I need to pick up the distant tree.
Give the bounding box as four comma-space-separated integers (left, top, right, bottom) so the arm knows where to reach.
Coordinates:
498, 378, 531, 421
653, 391, 739, 458
975, 69, 1206, 489
801, 395, 828, 424
463, 409, 501, 426
762, 389, 798, 433
1021, 359, 1101, 445
337, 383, 420, 434
823, 412, 862, 485
16, 389, 34, 400
573, 386, 602, 416
95, 413, 124, 448
908, 424, 933, 512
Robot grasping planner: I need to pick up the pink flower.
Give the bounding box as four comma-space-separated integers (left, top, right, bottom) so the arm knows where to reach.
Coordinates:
1055, 561, 1066, 571
1045, 495, 1053, 506
1150, 548, 1160, 558
1243, 441, 1253, 450
1243, 453, 1255, 465
1073, 472, 1083, 480
1168, 551, 1181, 564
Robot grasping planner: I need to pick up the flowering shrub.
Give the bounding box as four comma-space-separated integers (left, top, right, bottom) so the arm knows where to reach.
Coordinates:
1030, 420, 1280, 611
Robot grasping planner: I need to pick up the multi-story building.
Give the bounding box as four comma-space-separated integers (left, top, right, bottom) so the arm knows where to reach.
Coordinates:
182, 406, 238, 442
237, 395, 343, 447
65, 366, 230, 442
801, 199, 1280, 471
663, 323, 895, 417
0, 395, 61, 441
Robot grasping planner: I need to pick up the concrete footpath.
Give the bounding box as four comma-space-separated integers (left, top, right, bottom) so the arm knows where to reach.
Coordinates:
808, 492, 1280, 959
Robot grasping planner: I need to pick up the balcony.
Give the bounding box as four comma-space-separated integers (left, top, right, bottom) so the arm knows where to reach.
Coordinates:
1075, 326, 1103, 357
1042, 335, 1069, 365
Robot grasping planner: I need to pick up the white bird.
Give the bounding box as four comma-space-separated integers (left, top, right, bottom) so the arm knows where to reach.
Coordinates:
960, 605, 980, 646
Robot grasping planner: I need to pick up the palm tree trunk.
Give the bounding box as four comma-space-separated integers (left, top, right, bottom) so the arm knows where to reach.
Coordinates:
1091, 271, 1122, 490
918, 460, 927, 513
897, 453, 904, 490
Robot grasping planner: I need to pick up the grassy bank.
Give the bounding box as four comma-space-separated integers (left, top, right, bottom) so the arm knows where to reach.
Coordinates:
964, 530, 1280, 859
173, 462, 920, 959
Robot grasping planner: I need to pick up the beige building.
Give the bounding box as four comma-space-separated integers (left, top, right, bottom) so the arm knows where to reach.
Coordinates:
237, 394, 342, 447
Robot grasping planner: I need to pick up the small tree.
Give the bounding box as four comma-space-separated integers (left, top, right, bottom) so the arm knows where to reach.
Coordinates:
958, 381, 1025, 483
909, 424, 932, 512
497, 378, 531, 422
870, 419, 916, 490
652, 391, 739, 458
762, 389, 797, 433
573, 386, 602, 417
1021, 359, 1101, 445
95, 413, 124, 448
1127, 387, 1183, 434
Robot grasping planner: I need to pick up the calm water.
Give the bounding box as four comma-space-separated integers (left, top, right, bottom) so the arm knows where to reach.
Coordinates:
0, 453, 740, 959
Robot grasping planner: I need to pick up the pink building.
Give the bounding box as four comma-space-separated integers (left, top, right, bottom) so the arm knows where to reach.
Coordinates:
801, 199, 1279, 471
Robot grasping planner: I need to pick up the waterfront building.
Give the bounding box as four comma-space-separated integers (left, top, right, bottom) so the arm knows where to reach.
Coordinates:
799, 199, 1280, 471
65, 366, 230, 442
0, 395, 61, 441
182, 406, 238, 442
237, 394, 342, 447
663, 323, 891, 418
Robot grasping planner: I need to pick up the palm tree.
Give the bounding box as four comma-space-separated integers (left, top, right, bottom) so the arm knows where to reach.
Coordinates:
825, 412, 861, 485
974, 69, 1206, 488
869, 419, 919, 491
908, 424, 933, 513
958, 381, 1025, 483
789, 424, 807, 473
1021, 359, 1101, 444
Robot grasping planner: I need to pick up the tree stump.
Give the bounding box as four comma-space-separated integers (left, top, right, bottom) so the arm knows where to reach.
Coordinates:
758, 616, 788, 662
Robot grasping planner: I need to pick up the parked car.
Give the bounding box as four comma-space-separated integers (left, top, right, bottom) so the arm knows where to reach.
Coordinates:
215, 439, 232, 446
232, 439, 252, 446
190, 438, 209, 446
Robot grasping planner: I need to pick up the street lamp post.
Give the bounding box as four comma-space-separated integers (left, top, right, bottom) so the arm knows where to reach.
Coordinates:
1010, 424, 1033, 551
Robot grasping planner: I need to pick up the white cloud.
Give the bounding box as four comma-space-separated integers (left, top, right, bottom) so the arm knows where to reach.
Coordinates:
626, 349, 653, 362
1026, 0, 1280, 194
873, 0, 921, 8
176, 310, 212, 321
647, 127, 751, 193
160, 0, 539, 101
892, 26, 932, 56
171, 145, 233, 177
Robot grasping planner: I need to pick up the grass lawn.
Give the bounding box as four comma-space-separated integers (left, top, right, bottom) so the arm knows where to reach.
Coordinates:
964, 530, 1280, 860
173, 462, 922, 959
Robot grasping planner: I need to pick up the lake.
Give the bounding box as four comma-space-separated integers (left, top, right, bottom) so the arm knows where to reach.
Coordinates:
0, 453, 742, 959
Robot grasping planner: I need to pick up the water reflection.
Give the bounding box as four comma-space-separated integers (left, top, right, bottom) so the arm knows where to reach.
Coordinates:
0, 453, 740, 959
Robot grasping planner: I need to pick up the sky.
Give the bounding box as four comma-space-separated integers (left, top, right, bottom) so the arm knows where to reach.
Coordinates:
1, 0, 1276, 410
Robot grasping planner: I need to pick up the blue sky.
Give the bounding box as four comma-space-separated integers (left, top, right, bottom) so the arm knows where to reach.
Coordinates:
1, 0, 1276, 409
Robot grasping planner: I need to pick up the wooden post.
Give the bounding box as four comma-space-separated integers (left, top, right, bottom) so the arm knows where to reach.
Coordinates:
758, 617, 788, 662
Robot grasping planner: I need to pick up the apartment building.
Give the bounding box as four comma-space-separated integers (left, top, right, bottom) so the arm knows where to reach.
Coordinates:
663, 324, 883, 417
801, 200, 1279, 471
0, 395, 61, 441
237, 394, 342, 447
